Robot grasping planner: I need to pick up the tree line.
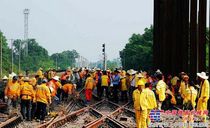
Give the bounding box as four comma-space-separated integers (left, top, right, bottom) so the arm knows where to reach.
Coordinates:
0, 31, 79, 75
120, 26, 209, 72
120, 25, 153, 71
89, 58, 121, 71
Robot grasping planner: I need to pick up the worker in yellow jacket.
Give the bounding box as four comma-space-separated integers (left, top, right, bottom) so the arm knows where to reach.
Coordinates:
20, 78, 35, 121
29, 76, 38, 120
179, 75, 190, 100
183, 84, 197, 109
62, 80, 75, 101
155, 73, 166, 110
133, 81, 148, 128
101, 71, 109, 98
133, 83, 141, 128
182, 83, 197, 127
120, 75, 128, 102
35, 79, 51, 122
18, 73, 25, 88
145, 82, 157, 126
85, 73, 96, 104
4, 76, 20, 113
136, 73, 146, 88
196, 72, 209, 122
37, 67, 43, 78
37, 68, 44, 85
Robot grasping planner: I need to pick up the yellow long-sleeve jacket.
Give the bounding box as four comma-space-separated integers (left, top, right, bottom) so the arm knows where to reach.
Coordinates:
156, 80, 166, 102
20, 82, 35, 101
36, 83, 51, 104
183, 86, 197, 108
179, 81, 189, 99
120, 78, 127, 91
145, 88, 157, 110
4, 81, 20, 99
133, 89, 148, 111
19, 79, 25, 86
199, 80, 209, 101
85, 77, 95, 90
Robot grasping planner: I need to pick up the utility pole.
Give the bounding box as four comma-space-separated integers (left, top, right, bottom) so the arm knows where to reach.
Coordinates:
19, 42, 21, 72
11, 39, 14, 72
23, 9, 29, 56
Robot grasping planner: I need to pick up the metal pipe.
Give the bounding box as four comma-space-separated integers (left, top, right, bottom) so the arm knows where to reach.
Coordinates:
19, 41, 21, 72
11, 39, 14, 72
0, 33, 2, 78
209, 0, 210, 73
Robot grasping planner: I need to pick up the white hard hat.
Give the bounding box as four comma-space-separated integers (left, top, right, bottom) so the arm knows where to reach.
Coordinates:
52, 76, 60, 81
197, 72, 209, 80
2, 76, 8, 80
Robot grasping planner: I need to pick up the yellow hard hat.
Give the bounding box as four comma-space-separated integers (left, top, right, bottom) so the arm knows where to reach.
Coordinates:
137, 80, 145, 86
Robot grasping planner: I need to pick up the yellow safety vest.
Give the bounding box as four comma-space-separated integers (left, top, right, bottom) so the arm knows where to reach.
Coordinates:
145, 88, 157, 109
101, 75, 109, 86
156, 80, 166, 101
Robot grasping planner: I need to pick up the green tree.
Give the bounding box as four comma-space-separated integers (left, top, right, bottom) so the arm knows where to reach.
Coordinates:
0, 31, 13, 75
51, 50, 79, 69
107, 58, 121, 71
13, 39, 54, 72
120, 26, 153, 71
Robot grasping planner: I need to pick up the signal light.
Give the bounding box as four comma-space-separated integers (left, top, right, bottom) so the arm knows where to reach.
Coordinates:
102, 44, 105, 53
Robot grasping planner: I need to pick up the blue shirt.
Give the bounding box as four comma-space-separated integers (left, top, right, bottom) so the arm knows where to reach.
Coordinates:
112, 74, 120, 85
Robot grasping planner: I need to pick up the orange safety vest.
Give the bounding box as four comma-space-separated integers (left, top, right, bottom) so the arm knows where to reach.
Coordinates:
47, 80, 61, 97
4, 81, 20, 99
62, 83, 74, 94
85, 77, 95, 90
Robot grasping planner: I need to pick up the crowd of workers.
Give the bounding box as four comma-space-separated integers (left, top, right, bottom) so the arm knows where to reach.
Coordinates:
0, 67, 209, 128
85, 68, 209, 128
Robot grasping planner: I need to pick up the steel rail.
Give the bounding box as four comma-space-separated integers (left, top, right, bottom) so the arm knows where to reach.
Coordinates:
46, 107, 102, 128
0, 115, 22, 128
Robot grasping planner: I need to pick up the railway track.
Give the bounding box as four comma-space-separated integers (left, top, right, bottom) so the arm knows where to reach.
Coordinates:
44, 94, 134, 128
0, 87, 86, 128
0, 85, 138, 128
2, 82, 210, 128
6, 94, 210, 128
92, 100, 120, 116
48, 107, 102, 128
46, 93, 104, 128
110, 108, 136, 128
0, 115, 22, 128
0, 113, 9, 122
124, 102, 134, 111
87, 117, 127, 128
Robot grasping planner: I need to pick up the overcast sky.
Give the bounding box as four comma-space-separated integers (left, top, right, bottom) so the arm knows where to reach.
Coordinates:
0, 0, 209, 62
